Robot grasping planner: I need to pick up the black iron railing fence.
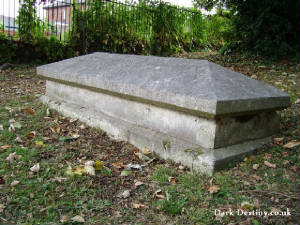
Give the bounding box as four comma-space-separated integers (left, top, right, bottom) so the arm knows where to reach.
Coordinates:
1, 0, 203, 40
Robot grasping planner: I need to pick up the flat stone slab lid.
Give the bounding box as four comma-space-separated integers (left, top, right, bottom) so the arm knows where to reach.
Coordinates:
37, 52, 290, 117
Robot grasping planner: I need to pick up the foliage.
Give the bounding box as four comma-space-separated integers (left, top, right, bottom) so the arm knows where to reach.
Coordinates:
194, 0, 300, 59
0, 34, 72, 64
68, 0, 205, 56
203, 10, 234, 49
0, 33, 17, 64
68, 0, 150, 55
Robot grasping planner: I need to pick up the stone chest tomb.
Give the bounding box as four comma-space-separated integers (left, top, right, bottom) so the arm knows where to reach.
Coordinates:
37, 52, 290, 174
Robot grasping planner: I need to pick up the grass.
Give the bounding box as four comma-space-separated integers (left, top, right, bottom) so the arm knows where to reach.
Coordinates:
0, 53, 299, 225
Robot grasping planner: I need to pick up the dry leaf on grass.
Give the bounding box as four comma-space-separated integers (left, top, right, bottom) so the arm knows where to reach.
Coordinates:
252, 164, 259, 170
50, 126, 61, 134
0, 145, 11, 150
0, 124, 3, 131
112, 161, 124, 169
134, 181, 144, 188
30, 163, 40, 172
264, 161, 276, 168
6, 152, 17, 162
117, 190, 131, 198
71, 215, 85, 223
153, 189, 166, 200
290, 165, 297, 172
131, 203, 148, 209
0, 204, 5, 213
143, 147, 151, 155
273, 137, 284, 145
11, 180, 20, 187
60, 215, 70, 223
84, 160, 94, 166
168, 176, 177, 184
26, 131, 36, 139
126, 163, 142, 170
283, 141, 300, 149
133, 149, 150, 161
84, 165, 95, 176
208, 185, 220, 194
251, 175, 263, 181
23, 108, 36, 115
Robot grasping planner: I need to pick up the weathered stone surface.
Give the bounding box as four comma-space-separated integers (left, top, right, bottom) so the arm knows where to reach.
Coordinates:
45, 81, 279, 149
37, 52, 290, 174
37, 52, 290, 117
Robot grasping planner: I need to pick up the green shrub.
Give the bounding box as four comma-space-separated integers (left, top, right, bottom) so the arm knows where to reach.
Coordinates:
203, 11, 235, 50
0, 34, 72, 64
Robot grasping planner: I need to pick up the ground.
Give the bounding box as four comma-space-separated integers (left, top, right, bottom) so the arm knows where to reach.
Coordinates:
0, 52, 299, 225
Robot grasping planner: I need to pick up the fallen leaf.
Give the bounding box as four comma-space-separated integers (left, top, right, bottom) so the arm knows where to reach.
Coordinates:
0, 124, 3, 131
79, 124, 86, 129
112, 161, 124, 169
252, 164, 259, 170
264, 161, 276, 168
8, 124, 15, 132
134, 149, 150, 161
84, 165, 95, 176
5, 107, 14, 112
30, 163, 40, 172
71, 166, 87, 176
208, 185, 220, 194
270, 207, 280, 213
282, 152, 289, 157
241, 201, 254, 210
50, 126, 61, 134
283, 141, 300, 149
11, 180, 20, 186
6, 152, 17, 162
126, 163, 142, 170
251, 175, 263, 181
153, 189, 166, 200
264, 153, 272, 160
71, 215, 85, 223
178, 165, 185, 170
60, 214, 70, 223
69, 118, 78, 123
35, 141, 44, 148
120, 170, 131, 177
94, 160, 103, 171
0, 145, 11, 150
134, 181, 144, 188
15, 136, 23, 143
291, 165, 297, 172
0, 204, 5, 213
168, 176, 177, 184
26, 131, 36, 139
143, 147, 151, 155
273, 137, 284, 145
23, 108, 36, 115
84, 160, 94, 166
117, 190, 131, 198
131, 203, 148, 209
